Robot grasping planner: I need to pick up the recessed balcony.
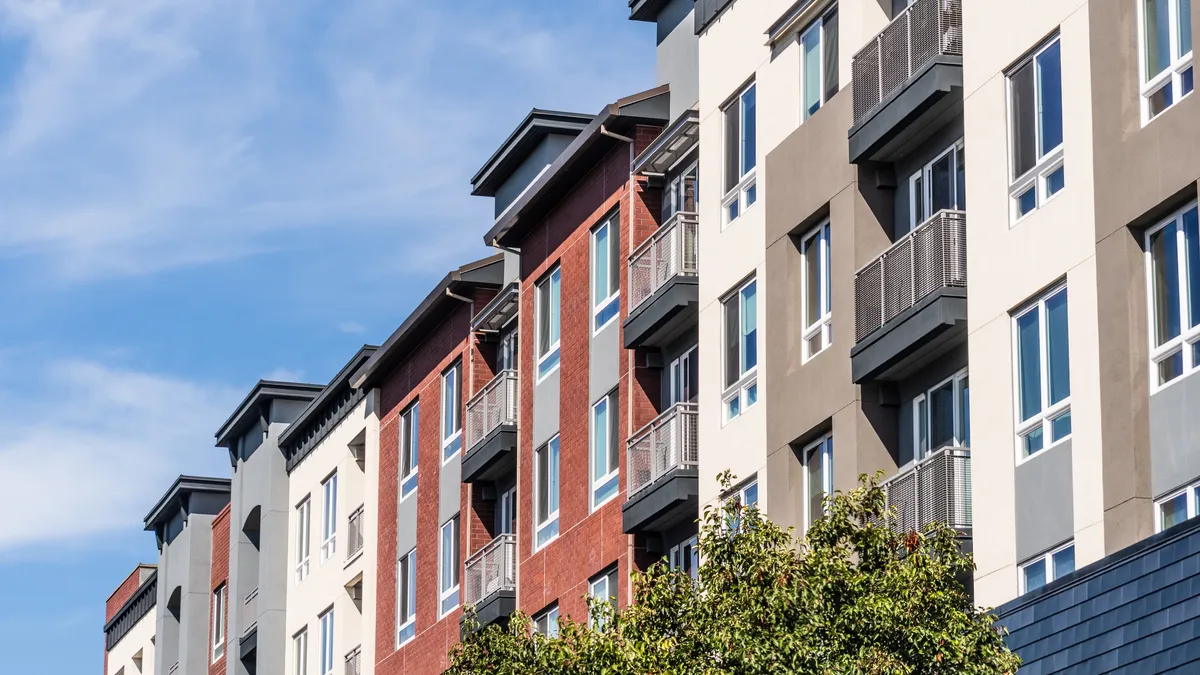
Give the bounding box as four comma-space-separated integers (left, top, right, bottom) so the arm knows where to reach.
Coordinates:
623, 212, 700, 349
462, 369, 517, 483
461, 533, 517, 636
877, 445, 971, 537
622, 403, 699, 534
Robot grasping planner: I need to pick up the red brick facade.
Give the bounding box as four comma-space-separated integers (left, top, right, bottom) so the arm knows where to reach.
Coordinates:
209, 504, 231, 675
104, 563, 155, 673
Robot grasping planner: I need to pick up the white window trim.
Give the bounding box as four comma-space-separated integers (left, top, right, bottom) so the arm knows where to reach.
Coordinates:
802, 433, 834, 530
211, 584, 226, 662
438, 517, 460, 617
1144, 201, 1200, 393
907, 139, 966, 232
534, 436, 561, 551
669, 535, 700, 579
1019, 541, 1075, 594
721, 168, 758, 228
722, 277, 759, 423
587, 568, 617, 628
721, 82, 758, 228
536, 267, 562, 382
295, 497, 311, 583
591, 215, 621, 334
441, 363, 463, 464
725, 478, 760, 532
800, 220, 832, 361
1012, 283, 1072, 465
911, 368, 970, 460
318, 608, 335, 675
534, 604, 560, 638
293, 628, 308, 675
1137, 0, 1194, 124
591, 393, 620, 511
1007, 35, 1065, 225
395, 549, 417, 647
669, 344, 699, 405
1155, 479, 1200, 532
399, 403, 419, 500
320, 473, 338, 563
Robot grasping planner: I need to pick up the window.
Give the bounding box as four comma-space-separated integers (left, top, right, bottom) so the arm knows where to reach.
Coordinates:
908, 141, 966, 232
441, 362, 462, 461
591, 392, 620, 509
535, 436, 561, 549
722, 82, 757, 225
1157, 479, 1200, 531
318, 609, 334, 675
497, 486, 516, 535
536, 267, 562, 379
1140, 0, 1194, 121
1020, 542, 1075, 593
669, 345, 699, 405
801, 4, 839, 120
1145, 202, 1200, 388
439, 516, 460, 616
722, 277, 758, 421
913, 369, 970, 459
727, 479, 759, 532
320, 473, 338, 562
591, 215, 621, 331
498, 329, 519, 371
295, 498, 311, 582
801, 221, 832, 360
534, 604, 559, 638
803, 434, 834, 529
211, 584, 226, 662
1013, 284, 1071, 459
396, 549, 417, 646
669, 535, 700, 581
588, 567, 619, 628
1008, 36, 1064, 221
293, 629, 308, 675
664, 162, 699, 221
399, 403, 419, 499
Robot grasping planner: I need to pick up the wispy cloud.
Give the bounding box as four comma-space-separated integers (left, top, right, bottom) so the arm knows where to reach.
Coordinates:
338, 321, 366, 335
263, 367, 306, 383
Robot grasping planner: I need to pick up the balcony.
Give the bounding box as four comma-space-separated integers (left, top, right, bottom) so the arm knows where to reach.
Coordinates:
624, 212, 700, 349
462, 533, 517, 636
878, 446, 971, 536
462, 370, 518, 483
346, 505, 364, 563
345, 645, 362, 675
239, 586, 258, 659
848, 0, 963, 164
622, 403, 700, 534
851, 210, 967, 383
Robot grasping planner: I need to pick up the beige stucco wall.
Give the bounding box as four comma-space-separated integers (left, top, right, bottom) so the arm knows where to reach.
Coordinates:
107, 612, 155, 675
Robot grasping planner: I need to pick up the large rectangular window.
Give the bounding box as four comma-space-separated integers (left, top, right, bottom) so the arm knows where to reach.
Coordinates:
669, 345, 699, 405
536, 267, 562, 379
320, 472, 338, 562
1009, 36, 1064, 221
1020, 542, 1075, 594
803, 434, 833, 529
801, 221, 832, 360
1145, 202, 1200, 388
908, 141, 966, 232
1014, 284, 1071, 459
535, 436, 561, 549
913, 369, 970, 458
293, 629, 308, 675
588, 567, 619, 628
591, 392, 620, 509
295, 497, 311, 582
722, 277, 758, 421
591, 214, 621, 331
722, 82, 757, 225
211, 584, 226, 662
396, 549, 417, 646
1157, 479, 1200, 531
318, 609, 334, 675
399, 402, 419, 499
801, 4, 839, 120
1141, 0, 1194, 121
441, 361, 462, 461
534, 604, 559, 638
439, 516, 460, 616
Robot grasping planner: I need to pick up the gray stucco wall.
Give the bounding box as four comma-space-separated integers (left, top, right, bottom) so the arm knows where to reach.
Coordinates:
155, 513, 216, 675
494, 135, 575, 218
1015, 440, 1075, 562
1149, 373, 1200, 498
590, 318, 621, 403
656, 0, 699, 120
895, 343, 968, 466
533, 367, 560, 449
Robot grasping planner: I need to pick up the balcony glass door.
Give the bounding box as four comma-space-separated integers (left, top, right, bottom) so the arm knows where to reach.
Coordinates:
914, 369, 970, 459
663, 162, 698, 222
908, 141, 965, 233
496, 486, 516, 535
669, 346, 699, 405
497, 328, 518, 372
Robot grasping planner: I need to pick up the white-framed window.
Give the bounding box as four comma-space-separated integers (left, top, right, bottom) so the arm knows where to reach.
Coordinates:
908, 141, 966, 232
800, 220, 832, 360
588, 567, 619, 628
1139, 0, 1194, 122
669, 535, 699, 581
803, 434, 834, 530
439, 516, 460, 616
441, 361, 463, 462
663, 161, 699, 221
318, 608, 335, 675
591, 214, 621, 332
1008, 35, 1064, 222
535, 436, 561, 550
800, 4, 839, 121
591, 392, 620, 510
399, 402, 419, 499
669, 345, 699, 405
292, 628, 308, 675
497, 486, 516, 535
320, 472, 338, 562
726, 479, 759, 532
722, 277, 758, 421
1013, 284, 1071, 460
1145, 202, 1200, 389
395, 549, 417, 646
211, 584, 226, 662
536, 266, 562, 380
295, 497, 311, 582
498, 328, 519, 371
1157, 479, 1200, 531
721, 82, 757, 226
534, 604, 559, 638
1020, 542, 1075, 594
913, 369, 970, 459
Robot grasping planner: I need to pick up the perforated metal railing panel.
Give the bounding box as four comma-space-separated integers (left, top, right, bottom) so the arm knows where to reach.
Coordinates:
626, 403, 699, 497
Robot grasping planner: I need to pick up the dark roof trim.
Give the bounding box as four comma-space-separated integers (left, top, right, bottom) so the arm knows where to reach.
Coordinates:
766, 0, 828, 44
351, 254, 505, 390
143, 475, 231, 532
631, 108, 700, 175
629, 0, 670, 22
104, 569, 157, 649
279, 345, 378, 472
213, 380, 324, 449
470, 109, 593, 197
484, 85, 671, 248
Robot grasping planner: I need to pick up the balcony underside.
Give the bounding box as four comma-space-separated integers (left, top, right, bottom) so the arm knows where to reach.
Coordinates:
851, 286, 967, 383
849, 56, 963, 165
623, 277, 699, 349
239, 625, 257, 661
622, 467, 699, 534
462, 424, 517, 484
461, 589, 516, 638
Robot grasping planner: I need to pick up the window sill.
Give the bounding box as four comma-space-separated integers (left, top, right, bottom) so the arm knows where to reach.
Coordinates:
537, 350, 561, 383
344, 549, 364, 569
534, 523, 560, 552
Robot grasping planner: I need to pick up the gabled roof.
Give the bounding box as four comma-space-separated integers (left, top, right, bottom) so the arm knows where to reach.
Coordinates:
471, 109, 593, 198
279, 345, 378, 472
213, 380, 324, 449
142, 475, 231, 532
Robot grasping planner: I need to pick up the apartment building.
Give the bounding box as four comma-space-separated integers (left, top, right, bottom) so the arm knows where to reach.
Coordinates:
104, 564, 157, 675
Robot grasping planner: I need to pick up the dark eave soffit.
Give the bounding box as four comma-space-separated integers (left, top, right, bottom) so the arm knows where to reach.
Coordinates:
278, 345, 379, 450
213, 380, 324, 448
143, 475, 231, 531
470, 109, 593, 197
629, 0, 670, 22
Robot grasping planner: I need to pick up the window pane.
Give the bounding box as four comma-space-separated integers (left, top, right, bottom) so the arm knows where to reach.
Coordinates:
537, 447, 548, 522
1052, 546, 1075, 579
1150, 224, 1182, 346
1161, 491, 1189, 529
930, 151, 954, 215
746, 183, 757, 206
1023, 559, 1047, 592
823, 9, 839, 103
955, 146, 966, 210
1149, 81, 1175, 117
1017, 185, 1037, 217
593, 399, 608, 482
594, 225, 609, 306
806, 446, 824, 525
741, 281, 757, 373
725, 100, 740, 192
741, 85, 756, 175
823, 227, 832, 314
1036, 41, 1063, 156
802, 26, 821, 119
746, 382, 758, 406
724, 297, 739, 387
538, 281, 550, 355
916, 397, 929, 458
1145, 0, 1171, 79
743, 482, 758, 507
930, 381, 955, 450
548, 438, 560, 514
1046, 290, 1071, 405
1158, 350, 1184, 384
1051, 409, 1072, 441
913, 174, 926, 226
1182, 0, 1193, 55
1017, 309, 1042, 421
1011, 61, 1037, 177
1023, 426, 1044, 456
1184, 208, 1200, 328
550, 270, 561, 345
1184, 66, 1195, 95
804, 233, 820, 327
1046, 165, 1065, 196
960, 376, 971, 446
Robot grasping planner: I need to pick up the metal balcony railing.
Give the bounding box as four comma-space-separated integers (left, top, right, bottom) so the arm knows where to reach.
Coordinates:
464, 533, 517, 607
345, 645, 362, 675
629, 211, 699, 310
879, 446, 971, 534
627, 403, 699, 498
851, 0, 963, 126
465, 370, 517, 451
347, 505, 365, 561
854, 209, 966, 342
242, 587, 259, 636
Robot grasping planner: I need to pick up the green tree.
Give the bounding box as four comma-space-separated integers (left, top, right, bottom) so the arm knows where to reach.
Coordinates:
448, 473, 1019, 675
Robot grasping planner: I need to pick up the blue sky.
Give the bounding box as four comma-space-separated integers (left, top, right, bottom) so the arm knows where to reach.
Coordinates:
0, 1, 652, 669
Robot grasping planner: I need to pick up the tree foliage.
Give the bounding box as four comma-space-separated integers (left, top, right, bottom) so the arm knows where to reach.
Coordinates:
448, 473, 1019, 675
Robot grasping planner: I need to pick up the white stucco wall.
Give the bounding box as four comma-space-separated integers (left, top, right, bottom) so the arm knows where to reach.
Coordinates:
107, 613, 156, 675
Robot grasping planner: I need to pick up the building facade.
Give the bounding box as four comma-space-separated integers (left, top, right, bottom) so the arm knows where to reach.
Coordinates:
104, 565, 158, 675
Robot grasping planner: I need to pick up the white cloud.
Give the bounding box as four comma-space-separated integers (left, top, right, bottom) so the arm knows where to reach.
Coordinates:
338, 321, 366, 335
263, 367, 306, 383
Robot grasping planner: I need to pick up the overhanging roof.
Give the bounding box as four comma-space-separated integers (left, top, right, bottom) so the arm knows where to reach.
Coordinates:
143, 475, 231, 532
350, 254, 505, 390
278, 345, 379, 467
471, 281, 519, 333
632, 108, 699, 175
629, 0, 670, 22
213, 380, 324, 449
484, 85, 671, 249
471, 109, 593, 198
